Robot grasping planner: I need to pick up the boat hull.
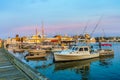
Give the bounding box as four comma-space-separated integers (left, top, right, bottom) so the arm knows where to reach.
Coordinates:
26, 53, 47, 59
28, 49, 46, 53
54, 53, 99, 62
13, 49, 25, 53
99, 50, 114, 57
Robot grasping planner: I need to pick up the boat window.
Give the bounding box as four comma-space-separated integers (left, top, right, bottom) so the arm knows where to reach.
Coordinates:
84, 48, 88, 51
79, 48, 83, 51
74, 47, 78, 51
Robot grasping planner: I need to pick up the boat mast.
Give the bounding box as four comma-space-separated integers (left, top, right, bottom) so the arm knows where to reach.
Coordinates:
90, 16, 102, 37
82, 20, 89, 35
41, 21, 44, 39
36, 26, 38, 44
36, 27, 38, 36
102, 28, 105, 41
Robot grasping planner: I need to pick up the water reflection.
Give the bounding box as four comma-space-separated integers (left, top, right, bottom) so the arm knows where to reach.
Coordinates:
54, 58, 99, 80
54, 58, 98, 71
99, 56, 114, 67
53, 56, 114, 80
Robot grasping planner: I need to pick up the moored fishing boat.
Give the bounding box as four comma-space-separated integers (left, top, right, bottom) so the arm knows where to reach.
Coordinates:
54, 46, 99, 62
99, 49, 114, 57
99, 43, 114, 57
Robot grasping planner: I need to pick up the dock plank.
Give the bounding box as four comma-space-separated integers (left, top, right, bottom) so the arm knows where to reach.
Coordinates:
0, 48, 29, 80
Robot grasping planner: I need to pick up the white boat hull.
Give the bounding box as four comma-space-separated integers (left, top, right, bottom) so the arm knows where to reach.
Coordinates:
54, 53, 99, 62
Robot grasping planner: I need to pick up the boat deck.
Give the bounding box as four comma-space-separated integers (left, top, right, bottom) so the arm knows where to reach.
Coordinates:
99, 50, 114, 57
0, 48, 29, 80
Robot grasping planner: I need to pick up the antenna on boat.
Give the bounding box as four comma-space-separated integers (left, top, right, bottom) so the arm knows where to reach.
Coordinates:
35, 25, 38, 44
82, 20, 89, 35
102, 28, 105, 37
101, 28, 105, 41
36, 27, 38, 36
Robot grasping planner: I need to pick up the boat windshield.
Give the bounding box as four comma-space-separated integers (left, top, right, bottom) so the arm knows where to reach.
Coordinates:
70, 46, 76, 50
70, 46, 78, 51
74, 47, 78, 51
70, 46, 75, 50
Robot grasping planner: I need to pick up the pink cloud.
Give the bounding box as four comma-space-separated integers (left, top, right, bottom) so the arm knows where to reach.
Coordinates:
10, 15, 120, 37
45, 22, 85, 35
12, 22, 85, 36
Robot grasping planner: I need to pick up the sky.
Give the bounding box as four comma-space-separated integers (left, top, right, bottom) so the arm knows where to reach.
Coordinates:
0, 0, 120, 39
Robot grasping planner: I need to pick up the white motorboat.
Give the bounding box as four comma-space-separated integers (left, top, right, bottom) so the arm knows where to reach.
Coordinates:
54, 46, 99, 62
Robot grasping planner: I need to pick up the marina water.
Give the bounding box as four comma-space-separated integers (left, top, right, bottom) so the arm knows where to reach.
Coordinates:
10, 42, 120, 80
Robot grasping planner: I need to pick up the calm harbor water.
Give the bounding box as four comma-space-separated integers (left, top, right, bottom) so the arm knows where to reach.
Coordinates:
9, 42, 120, 80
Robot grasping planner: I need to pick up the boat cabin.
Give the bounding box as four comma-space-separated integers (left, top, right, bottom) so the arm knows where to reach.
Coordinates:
70, 46, 90, 52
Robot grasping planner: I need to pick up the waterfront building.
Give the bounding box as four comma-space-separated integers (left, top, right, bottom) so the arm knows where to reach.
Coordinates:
0, 39, 2, 48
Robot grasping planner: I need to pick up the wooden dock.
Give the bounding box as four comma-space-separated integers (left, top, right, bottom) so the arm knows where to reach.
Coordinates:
0, 48, 48, 80
0, 48, 29, 80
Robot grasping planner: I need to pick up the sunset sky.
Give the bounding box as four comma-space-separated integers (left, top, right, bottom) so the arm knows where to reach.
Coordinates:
0, 0, 120, 39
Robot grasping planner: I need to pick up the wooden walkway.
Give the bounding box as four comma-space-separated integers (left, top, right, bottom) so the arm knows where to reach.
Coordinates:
0, 48, 29, 80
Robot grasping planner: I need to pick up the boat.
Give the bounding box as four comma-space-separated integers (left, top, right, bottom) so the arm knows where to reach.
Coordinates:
25, 53, 47, 59
28, 49, 46, 53
98, 43, 114, 57
51, 46, 63, 52
99, 49, 114, 57
54, 46, 99, 62
13, 49, 25, 53
26, 57, 47, 61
